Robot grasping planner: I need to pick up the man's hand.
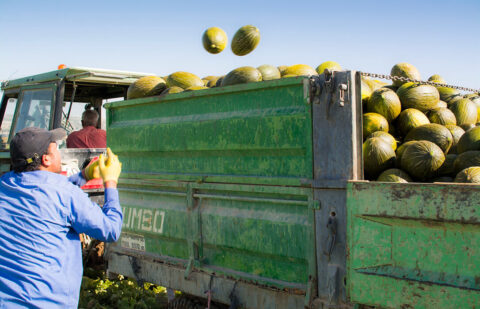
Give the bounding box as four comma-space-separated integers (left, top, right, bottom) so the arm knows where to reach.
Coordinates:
83, 158, 100, 181
98, 148, 122, 185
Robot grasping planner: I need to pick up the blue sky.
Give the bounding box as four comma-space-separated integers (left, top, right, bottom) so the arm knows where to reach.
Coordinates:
1, 0, 479, 89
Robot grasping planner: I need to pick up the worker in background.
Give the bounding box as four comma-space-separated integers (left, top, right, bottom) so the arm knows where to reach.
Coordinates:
67, 109, 106, 148
0, 127, 122, 308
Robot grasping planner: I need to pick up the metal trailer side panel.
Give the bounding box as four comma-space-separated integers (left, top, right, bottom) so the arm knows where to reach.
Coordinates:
108, 253, 306, 308
347, 181, 480, 308
105, 77, 313, 187
107, 181, 317, 308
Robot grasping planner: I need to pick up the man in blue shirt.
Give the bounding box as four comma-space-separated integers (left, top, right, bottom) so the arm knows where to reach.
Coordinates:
0, 127, 123, 308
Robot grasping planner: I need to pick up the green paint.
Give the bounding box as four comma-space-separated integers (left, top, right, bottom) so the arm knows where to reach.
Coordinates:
105, 78, 312, 186
114, 179, 314, 289
347, 181, 480, 307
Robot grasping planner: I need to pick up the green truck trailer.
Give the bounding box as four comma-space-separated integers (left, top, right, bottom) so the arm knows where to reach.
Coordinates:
103, 71, 480, 308
1, 69, 479, 308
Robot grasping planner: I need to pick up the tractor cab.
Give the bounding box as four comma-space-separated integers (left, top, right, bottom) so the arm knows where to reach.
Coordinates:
0, 66, 151, 182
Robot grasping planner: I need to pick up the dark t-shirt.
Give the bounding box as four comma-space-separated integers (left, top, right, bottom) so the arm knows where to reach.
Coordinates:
66, 126, 106, 148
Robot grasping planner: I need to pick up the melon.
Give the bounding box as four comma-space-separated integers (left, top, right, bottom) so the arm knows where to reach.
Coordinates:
231, 25, 260, 56
456, 126, 480, 153
453, 151, 480, 173
167, 72, 204, 89
127, 76, 166, 100
436, 86, 461, 103
367, 88, 401, 122
390, 63, 421, 87
161, 86, 184, 95
400, 141, 445, 181
202, 27, 227, 54
396, 108, 430, 137
368, 131, 397, 150
363, 137, 396, 179
427, 108, 456, 126
449, 98, 477, 127
396, 141, 417, 166
436, 153, 457, 177
282, 64, 317, 77
221, 66, 262, 86
454, 167, 480, 184
445, 125, 465, 154
397, 82, 440, 112
363, 113, 389, 138
316, 61, 342, 75
428, 74, 446, 83
185, 86, 209, 91
404, 123, 453, 153
377, 168, 412, 183
257, 65, 281, 81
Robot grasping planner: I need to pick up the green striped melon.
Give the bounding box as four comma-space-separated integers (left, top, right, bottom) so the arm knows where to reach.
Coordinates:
167, 72, 204, 89
221, 66, 262, 86
127, 76, 166, 100
231, 25, 260, 56
390, 63, 421, 87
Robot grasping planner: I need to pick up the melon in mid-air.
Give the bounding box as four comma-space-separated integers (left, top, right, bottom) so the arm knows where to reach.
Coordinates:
231, 25, 260, 56
202, 27, 228, 54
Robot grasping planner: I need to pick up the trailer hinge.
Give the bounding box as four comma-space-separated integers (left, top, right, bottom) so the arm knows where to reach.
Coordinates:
324, 213, 337, 261
309, 75, 322, 105
338, 83, 348, 106
323, 69, 334, 95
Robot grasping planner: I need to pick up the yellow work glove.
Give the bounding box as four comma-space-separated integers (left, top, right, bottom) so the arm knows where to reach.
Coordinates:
98, 148, 122, 183
84, 158, 100, 181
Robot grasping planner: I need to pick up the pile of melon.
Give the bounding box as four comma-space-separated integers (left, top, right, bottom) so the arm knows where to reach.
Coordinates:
362, 63, 480, 184
126, 62, 339, 100
125, 62, 480, 184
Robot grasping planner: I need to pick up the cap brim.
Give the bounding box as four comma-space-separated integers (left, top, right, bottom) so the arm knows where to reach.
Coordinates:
49, 128, 67, 142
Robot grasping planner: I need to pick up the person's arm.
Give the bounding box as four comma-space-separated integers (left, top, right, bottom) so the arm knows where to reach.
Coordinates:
68, 185, 122, 242
68, 157, 100, 187
68, 172, 87, 187
68, 148, 123, 241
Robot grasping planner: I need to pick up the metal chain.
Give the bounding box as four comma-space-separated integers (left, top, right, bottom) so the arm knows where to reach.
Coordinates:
359, 71, 480, 94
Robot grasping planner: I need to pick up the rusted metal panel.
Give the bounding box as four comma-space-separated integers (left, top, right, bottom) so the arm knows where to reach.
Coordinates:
347, 181, 480, 308
107, 252, 307, 309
